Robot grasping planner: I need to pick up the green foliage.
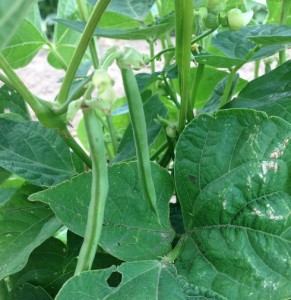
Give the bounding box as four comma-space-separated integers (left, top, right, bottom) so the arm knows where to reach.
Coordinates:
0, 0, 291, 299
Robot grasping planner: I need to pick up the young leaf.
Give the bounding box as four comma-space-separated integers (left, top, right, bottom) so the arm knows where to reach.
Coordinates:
56, 261, 185, 300
225, 59, 291, 123
0, 185, 61, 281
1, 5, 47, 68
0, 118, 76, 187
0, 0, 35, 50
174, 109, 291, 299
29, 162, 175, 261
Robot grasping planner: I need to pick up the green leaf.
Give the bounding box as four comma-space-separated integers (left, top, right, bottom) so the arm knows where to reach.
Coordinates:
88, 0, 156, 21
247, 25, 291, 46
0, 0, 35, 50
55, 14, 175, 40
9, 237, 73, 297
225, 60, 291, 123
30, 162, 175, 261
115, 94, 167, 162
212, 25, 284, 60
0, 85, 30, 120
266, 0, 291, 25
0, 184, 61, 281
8, 283, 53, 300
195, 53, 244, 68
0, 118, 76, 186
56, 261, 185, 300
174, 109, 291, 299
98, 11, 141, 30
1, 5, 47, 68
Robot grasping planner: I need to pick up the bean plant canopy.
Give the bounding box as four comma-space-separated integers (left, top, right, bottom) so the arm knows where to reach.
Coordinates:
0, 0, 291, 299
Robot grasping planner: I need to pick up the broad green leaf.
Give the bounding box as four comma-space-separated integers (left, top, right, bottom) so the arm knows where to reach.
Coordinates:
0, 184, 61, 281
0, 118, 76, 187
174, 109, 291, 299
115, 94, 167, 162
1, 5, 47, 68
0, 85, 30, 120
56, 261, 185, 300
225, 60, 291, 123
0, 0, 35, 50
30, 162, 175, 261
247, 25, 291, 46
0, 167, 10, 185
8, 283, 53, 300
212, 25, 284, 60
55, 14, 175, 40
88, 0, 156, 21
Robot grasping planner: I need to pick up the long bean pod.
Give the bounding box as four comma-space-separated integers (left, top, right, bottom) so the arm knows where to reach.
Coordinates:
119, 66, 160, 222
75, 109, 108, 275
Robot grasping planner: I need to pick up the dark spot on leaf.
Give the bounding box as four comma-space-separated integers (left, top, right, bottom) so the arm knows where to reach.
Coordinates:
117, 242, 121, 247
189, 175, 196, 184
107, 271, 122, 287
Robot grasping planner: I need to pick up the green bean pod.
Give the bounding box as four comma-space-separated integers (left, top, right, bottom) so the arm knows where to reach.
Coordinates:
120, 67, 160, 222
75, 109, 108, 275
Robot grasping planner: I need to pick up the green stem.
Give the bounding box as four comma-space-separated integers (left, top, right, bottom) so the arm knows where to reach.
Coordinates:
106, 114, 118, 155
190, 63, 205, 111
58, 127, 92, 168
162, 76, 180, 109
191, 27, 217, 45
0, 72, 13, 87
279, 0, 289, 65
148, 39, 156, 73
254, 60, 260, 78
163, 235, 186, 263
57, 0, 111, 105
220, 45, 261, 107
76, 0, 99, 69
120, 66, 160, 222
175, 0, 193, 133
75, 109, 108, 275
150, 141, 168, 161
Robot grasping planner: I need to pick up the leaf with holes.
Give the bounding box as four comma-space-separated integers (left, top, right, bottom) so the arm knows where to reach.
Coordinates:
29, 162, 175, 261
174, 109, 291, 299
56, 261, 187, 300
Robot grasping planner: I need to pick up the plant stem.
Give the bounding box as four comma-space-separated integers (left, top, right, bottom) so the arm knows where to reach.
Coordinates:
148, 38, 156, 73
162, 75, 180, 109
0, 53, 43, 113
191, 27, 217, 45
119, 66, 160, 223
76, 0, 99, 69
0, 72, 13, 87
254, 60, 260, 78
220, 45, 260, 107
106, 114, 118, 155
163, 235, 186, 263
278, 0, 289, 65
0, 280, 8, 300
57, 0, 111, 105
150, 141, 168, 161
75, 109, 108, 275
58, 127, 92, 168
190, 63, 205, 112
175, 0, 193, 133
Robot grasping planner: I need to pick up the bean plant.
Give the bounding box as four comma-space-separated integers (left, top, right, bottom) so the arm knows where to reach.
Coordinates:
0, 0, 291, 299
